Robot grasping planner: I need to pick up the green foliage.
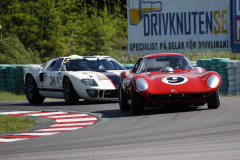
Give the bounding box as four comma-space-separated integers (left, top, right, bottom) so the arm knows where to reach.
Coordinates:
0, 0, 128, 63
185, 52, 240, 61
0, 35, 41, 64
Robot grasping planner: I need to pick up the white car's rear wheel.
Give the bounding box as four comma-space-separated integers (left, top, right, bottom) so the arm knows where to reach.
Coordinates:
63, 77, 79, 104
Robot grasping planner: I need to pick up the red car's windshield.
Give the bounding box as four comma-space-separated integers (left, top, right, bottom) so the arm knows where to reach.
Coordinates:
145, 56, 195, 72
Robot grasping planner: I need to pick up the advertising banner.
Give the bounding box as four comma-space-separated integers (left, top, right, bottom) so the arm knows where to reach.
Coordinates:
231, 0, 240, 53
127, 0, 231, 54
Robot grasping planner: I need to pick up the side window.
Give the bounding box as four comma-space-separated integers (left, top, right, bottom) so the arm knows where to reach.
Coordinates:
46, 60, 56, 71
136, 59, 146, 73
46, 58, 64, 71
132, 59, 142, 74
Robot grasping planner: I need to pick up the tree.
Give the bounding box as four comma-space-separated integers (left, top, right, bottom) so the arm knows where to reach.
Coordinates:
0, 35, 41, 64
0, 0, 128, 63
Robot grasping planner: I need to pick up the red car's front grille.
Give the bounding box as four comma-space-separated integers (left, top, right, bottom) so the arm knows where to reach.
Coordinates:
150, 93, 207, 101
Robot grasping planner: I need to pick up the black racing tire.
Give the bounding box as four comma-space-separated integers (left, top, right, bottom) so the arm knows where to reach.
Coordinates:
207, 89, 220, 109
63, 77, 79, 105
25, 75, 45, 104
131, 85, 145, 115
119, 82, 130, 111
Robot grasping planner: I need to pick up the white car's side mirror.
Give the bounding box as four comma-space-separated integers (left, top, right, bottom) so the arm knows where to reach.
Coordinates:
60, 64, 66, 71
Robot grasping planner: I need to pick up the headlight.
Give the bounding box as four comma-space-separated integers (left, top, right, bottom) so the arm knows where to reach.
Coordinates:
97, 74, 108, 80
136, 78, 148, 91
81, 79, 98, 86
207, 75, 219, 88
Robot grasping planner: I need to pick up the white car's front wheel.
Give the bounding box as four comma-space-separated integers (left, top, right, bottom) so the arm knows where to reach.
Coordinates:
25, 75, 45, 104
63, 77, 79, 105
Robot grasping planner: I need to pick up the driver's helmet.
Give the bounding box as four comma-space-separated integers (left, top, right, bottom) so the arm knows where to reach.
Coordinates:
170, 58, 183, 70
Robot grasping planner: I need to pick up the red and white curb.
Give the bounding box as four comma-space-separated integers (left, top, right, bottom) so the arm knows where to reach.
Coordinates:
0, 111, 98, 143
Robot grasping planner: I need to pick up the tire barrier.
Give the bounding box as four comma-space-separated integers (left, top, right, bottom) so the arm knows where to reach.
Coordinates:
0, 65, 27, 94
197, 58, 230, 95
236, 61, 240, 95
1, 61, 240, 95
0, 66, 7, 92
202, 59, 212, 71
196, 59, 211, 71
196, 58, 240, 95
227, 61, 238, 95
211, 58, 230, 72
219, 59, 231, 95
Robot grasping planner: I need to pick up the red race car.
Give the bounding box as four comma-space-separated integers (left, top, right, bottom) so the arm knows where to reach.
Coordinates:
119, 53, 221, 115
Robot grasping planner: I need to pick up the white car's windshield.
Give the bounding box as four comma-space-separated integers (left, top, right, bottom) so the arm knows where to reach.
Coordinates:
64, 57, 125, 71
145, 56, 195, 72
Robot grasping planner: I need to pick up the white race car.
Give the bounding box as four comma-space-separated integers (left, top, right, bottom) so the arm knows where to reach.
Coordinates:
24, 55, 126, 104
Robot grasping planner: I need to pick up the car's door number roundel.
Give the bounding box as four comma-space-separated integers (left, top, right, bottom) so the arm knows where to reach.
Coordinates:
162, 76, 188, 85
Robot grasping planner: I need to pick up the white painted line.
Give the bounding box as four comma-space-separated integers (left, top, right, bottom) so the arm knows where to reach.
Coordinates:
56, 118, 97, 122
12, 133, 58, 136
23, 112, 68, 117
0, 138, 26, 142
0, 111, 38, 115
49, 114, 88, 118
36, 127, 83, 131
51, 123, 93, 127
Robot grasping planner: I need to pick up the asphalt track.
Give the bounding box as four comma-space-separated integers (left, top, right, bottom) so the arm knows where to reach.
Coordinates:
0, 97, 240, 160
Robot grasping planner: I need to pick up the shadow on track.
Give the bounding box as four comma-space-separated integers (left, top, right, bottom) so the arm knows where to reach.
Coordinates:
94, 105, 207, 118
0, 100, 207, 119
0, 100, 118, 107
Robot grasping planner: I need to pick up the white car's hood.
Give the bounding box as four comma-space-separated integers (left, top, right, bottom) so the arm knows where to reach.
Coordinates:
67, 70, 123, 89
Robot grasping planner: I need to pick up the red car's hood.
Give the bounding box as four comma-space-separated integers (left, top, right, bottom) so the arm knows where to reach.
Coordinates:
134, 71, 221, 95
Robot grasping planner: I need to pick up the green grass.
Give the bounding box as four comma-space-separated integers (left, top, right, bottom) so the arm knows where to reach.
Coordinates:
184, 51, 240, 61
0, 115, 35, 134
0, 91, 26, 101
0, 91, 57, 101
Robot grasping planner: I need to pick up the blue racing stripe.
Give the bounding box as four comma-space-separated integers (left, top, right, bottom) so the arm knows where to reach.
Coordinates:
100, 72, 120, 89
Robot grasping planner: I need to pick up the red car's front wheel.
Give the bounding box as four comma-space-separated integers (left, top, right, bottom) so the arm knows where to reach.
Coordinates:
131, 85, 146, 115
119, 82, 130, 111
207, 90, 220, 109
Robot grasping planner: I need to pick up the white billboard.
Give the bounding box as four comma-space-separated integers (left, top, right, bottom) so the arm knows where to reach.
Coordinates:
127, 0, 231, 54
